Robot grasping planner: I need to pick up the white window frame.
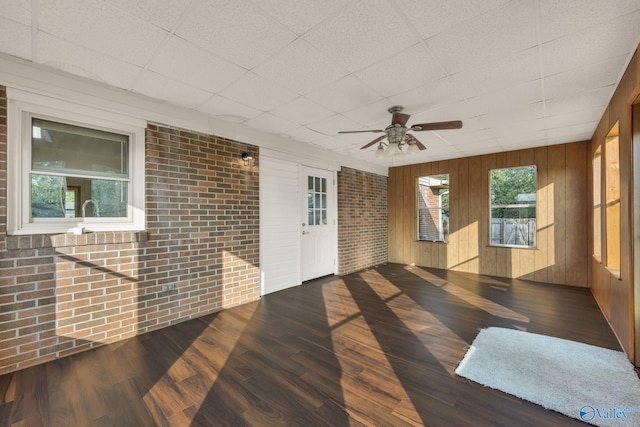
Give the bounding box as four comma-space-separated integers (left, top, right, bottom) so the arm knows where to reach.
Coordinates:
7, 89, 146, 235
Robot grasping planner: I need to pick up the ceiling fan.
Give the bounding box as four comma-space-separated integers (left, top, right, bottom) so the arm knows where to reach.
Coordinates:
338, 106, 462, 158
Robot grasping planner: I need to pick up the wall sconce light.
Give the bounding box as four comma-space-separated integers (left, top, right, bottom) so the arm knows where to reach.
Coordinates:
241, 152, 255, 166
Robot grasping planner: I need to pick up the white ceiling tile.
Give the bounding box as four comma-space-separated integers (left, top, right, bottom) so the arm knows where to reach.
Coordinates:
106, 0, 192, 31
270, 97, 335, 125
545, 122, 598, 140
250, 0, 352, 36
544, 107, 604, 129
284, 126, 326, 143
253, 39, 348, 95
304, 0, 417, 72
355, 44, 445, 97
1, 0, 31, 25
197, 95, 262, 121
132, 70, 213, 109
427, 0, 538, 74
544, 56, 625, 100
37, 32, 142, 89
395, 0, 511, 40
482, 104, 545, 129
445, 127, 493, 144
539, 0, 640, 42
387, 77, 464, 114
545, 86, 613, 116
488, 118, 546, 139
450, 47, 541, 99
467, 81, 543, 116
408, 101, 477, 125
175, 0, 296, 70
311, 136, 355, 151
245, 112, 299, 134
307, 114, 364, 136
306, 75, 381, 113
0, 0, 635, 167
342, 99, 396, 128
219, 72, 298, 112
542, 11, 640, 76
38, 0, 167, 67
148, 36, 247, 93
0, 17, 31, 60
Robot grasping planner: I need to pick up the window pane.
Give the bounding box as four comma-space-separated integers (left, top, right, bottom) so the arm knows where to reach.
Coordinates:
32, 118, 129, 179
30, 174, 127, 219
417, 174, 449, 242
31, 174, 65, 218
489, 166, 536, 247
321, 209, 327, 225
308, 176, 313, 191
605, 123, 620, 270
321, 178, 326, 193
91, 179, 128, 217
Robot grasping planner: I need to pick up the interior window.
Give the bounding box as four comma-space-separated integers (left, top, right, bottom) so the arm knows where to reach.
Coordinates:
605, 122, 620, 274
489, 166, 537, 248
31, 118, 130, 220
417, 174, 449, 242
7, 89, 146, 235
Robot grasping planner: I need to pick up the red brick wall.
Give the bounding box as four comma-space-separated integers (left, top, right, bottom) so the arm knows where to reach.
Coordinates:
0, 86, 260, 374
418, 185, 440, 239
337, 167, 388, 274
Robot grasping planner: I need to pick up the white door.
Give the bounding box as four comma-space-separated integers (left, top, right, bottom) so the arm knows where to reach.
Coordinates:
301, 166, 337, 282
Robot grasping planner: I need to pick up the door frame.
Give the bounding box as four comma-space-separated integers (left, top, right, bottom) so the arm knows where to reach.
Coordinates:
632, 102, 640, 366
300, 165, 338, 282
259, 149, 340, 295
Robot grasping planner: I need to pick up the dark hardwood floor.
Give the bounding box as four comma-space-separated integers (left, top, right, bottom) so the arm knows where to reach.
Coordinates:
0, 263, 621, 426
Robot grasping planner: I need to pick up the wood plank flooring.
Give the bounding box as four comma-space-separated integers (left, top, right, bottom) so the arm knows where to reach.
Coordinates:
0, 264, 622, 426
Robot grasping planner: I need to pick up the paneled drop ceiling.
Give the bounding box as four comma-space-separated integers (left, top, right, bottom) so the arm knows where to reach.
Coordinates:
1, 0, 639, 167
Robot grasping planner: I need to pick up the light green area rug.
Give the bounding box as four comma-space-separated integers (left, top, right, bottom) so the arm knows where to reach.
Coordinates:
455, 327, 640, 426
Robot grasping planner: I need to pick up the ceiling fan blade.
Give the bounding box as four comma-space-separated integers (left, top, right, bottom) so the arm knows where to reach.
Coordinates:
407, 134, 426, 150
338, 129, 384, 134
391, 112, 411, 126
410, 120, 463, 131
360, 135, 385, 149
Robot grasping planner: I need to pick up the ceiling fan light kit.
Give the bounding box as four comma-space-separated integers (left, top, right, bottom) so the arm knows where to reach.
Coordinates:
338, 106, 462, 159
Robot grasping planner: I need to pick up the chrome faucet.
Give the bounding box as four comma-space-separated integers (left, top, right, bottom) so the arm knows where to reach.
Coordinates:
81, 199, 100, 217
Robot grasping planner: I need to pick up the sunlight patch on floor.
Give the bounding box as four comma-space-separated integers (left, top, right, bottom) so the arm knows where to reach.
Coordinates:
407, 267, 530, 324
322, 282, 421, 426
361, 269, 468, 375
143, 303, 258, 423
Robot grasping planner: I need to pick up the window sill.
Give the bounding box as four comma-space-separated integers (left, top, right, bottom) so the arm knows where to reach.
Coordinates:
606, 268, 622, 280
417, 239, 448, 244
489, 244, 537, 250
6, 230, 149, 250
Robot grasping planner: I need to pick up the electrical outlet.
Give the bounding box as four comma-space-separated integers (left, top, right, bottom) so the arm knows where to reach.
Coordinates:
161, 284, 174, 292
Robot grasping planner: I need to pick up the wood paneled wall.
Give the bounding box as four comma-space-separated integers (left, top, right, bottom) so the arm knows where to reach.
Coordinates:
388, 142, 589, 287
589, 45, 640, 361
